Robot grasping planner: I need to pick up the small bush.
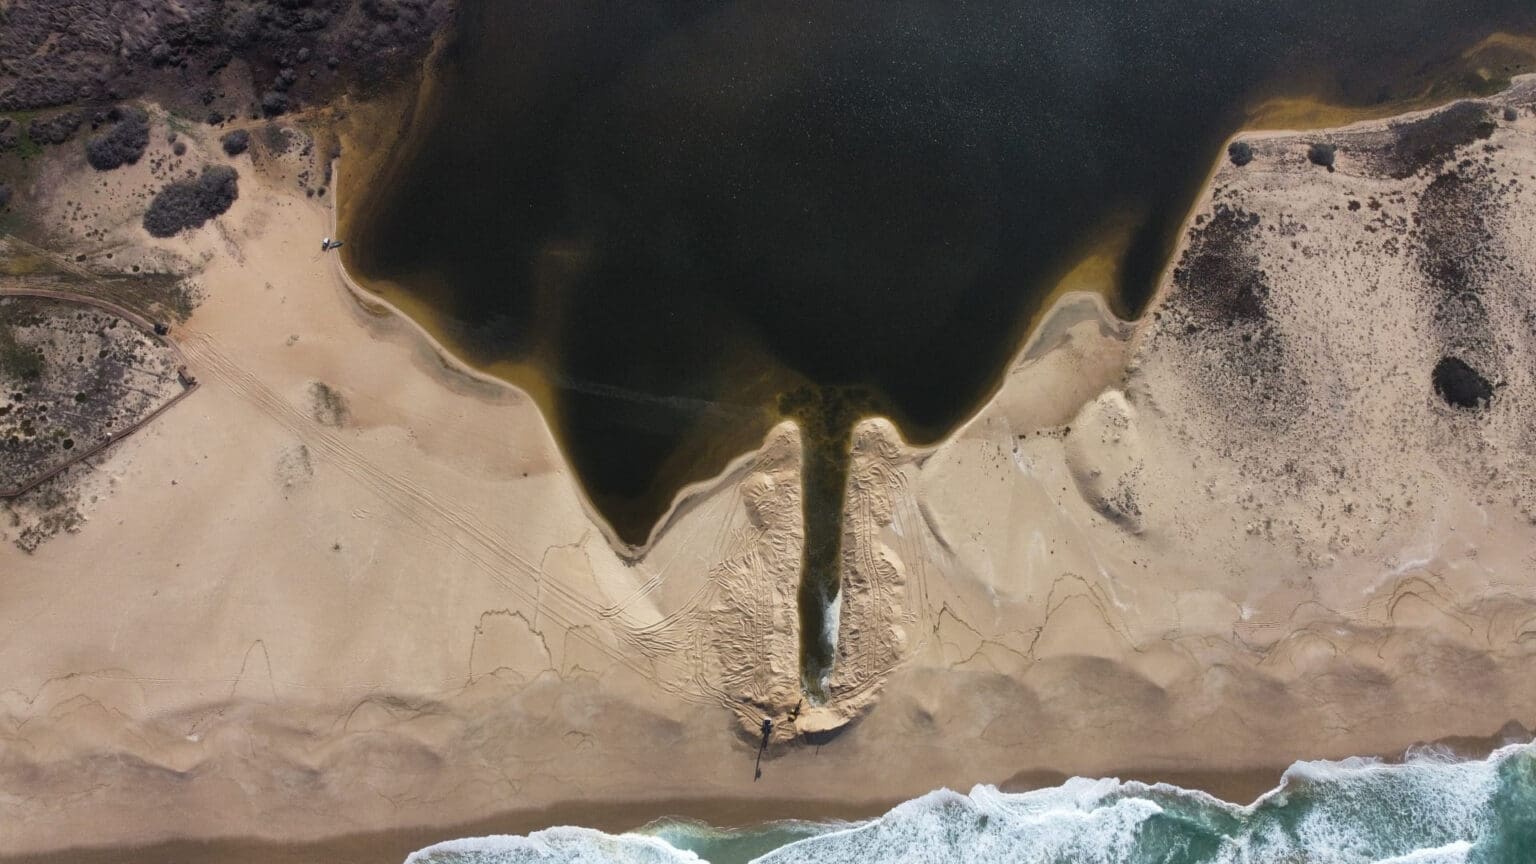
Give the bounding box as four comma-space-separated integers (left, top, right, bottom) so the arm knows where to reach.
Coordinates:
143, 166, 240, 237
221, 128, 251, 156
85, 107, 150, 171
1432, 356, 1493, 410
1306, 142, 1337, 170
260, 91, 289, 117
1227, 140, 1254, 167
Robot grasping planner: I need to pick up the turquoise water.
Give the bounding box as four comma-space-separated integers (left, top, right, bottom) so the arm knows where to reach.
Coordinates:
405, 743, 1536, 863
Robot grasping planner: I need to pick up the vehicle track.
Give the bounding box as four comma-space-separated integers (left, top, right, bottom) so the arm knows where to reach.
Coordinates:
180, 331, 722, 696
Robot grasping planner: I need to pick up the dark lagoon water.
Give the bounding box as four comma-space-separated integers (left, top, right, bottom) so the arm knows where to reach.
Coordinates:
345, 0, 1535, 689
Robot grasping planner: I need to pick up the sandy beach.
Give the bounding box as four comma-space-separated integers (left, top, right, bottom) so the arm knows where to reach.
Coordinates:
4, 74, 1536, 861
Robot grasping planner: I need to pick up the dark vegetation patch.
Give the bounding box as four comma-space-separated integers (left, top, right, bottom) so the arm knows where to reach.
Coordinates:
221, 128, 251, 156
1415, 170, 1495, 299
84, 107, 150, 171
1374, 101, 1502, 179
1412, 164, 1513, 394
1307, 142, 1337, 170
0, 118, 16, 152
0, 324, 44, 381
0, 184, 11, 210
1169, 204, 1270, 327
1228, 140, 1254, 167
1504, 107, 1519, 122
262, 123, 291, 154
0, 0, 451, 118
1156, 199, 1304, 431
1432, 355, 1493, 410
26, 111, 83, 146
142, 165, 239, 237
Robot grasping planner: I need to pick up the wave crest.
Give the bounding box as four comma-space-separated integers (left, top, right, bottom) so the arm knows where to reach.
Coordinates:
406, 743, 1536, 864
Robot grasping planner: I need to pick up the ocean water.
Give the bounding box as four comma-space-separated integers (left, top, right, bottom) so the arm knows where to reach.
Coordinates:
405, 743, 1536, 864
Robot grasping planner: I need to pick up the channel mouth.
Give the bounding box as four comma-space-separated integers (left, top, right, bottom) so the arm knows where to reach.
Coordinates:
780, 386, 863, 702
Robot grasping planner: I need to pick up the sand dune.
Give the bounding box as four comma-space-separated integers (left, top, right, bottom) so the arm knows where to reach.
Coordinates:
3, 79, 1536, 860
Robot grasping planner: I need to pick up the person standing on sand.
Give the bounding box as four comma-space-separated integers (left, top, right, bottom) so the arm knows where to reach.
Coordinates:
755, 718, 773, 781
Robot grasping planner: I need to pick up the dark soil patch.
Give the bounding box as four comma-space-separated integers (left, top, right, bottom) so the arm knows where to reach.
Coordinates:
262, 123, 291, 155
143, 165, 239, 237
1432, 355, 1493, 409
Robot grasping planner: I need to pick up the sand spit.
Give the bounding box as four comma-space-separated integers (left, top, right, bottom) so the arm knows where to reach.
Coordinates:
5, 79, 1536, 858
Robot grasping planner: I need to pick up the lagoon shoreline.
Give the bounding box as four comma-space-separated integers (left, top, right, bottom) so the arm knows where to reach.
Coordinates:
4, 60, 1536, 864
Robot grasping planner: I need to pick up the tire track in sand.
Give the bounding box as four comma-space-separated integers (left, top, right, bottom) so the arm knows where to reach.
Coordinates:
180, 331, 718, 699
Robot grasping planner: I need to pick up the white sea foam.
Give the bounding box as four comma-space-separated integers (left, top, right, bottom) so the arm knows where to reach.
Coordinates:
1370, 841, 1473, 864
405, 743, 1535, 864
407, 827, 701, 864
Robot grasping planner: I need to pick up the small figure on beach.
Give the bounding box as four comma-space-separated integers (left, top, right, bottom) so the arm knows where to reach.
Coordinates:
755, 717, 773, 781
320, 237, 345, 252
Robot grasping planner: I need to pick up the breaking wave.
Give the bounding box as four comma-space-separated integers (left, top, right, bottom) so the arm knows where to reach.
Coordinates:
406, 742, 1536, 864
